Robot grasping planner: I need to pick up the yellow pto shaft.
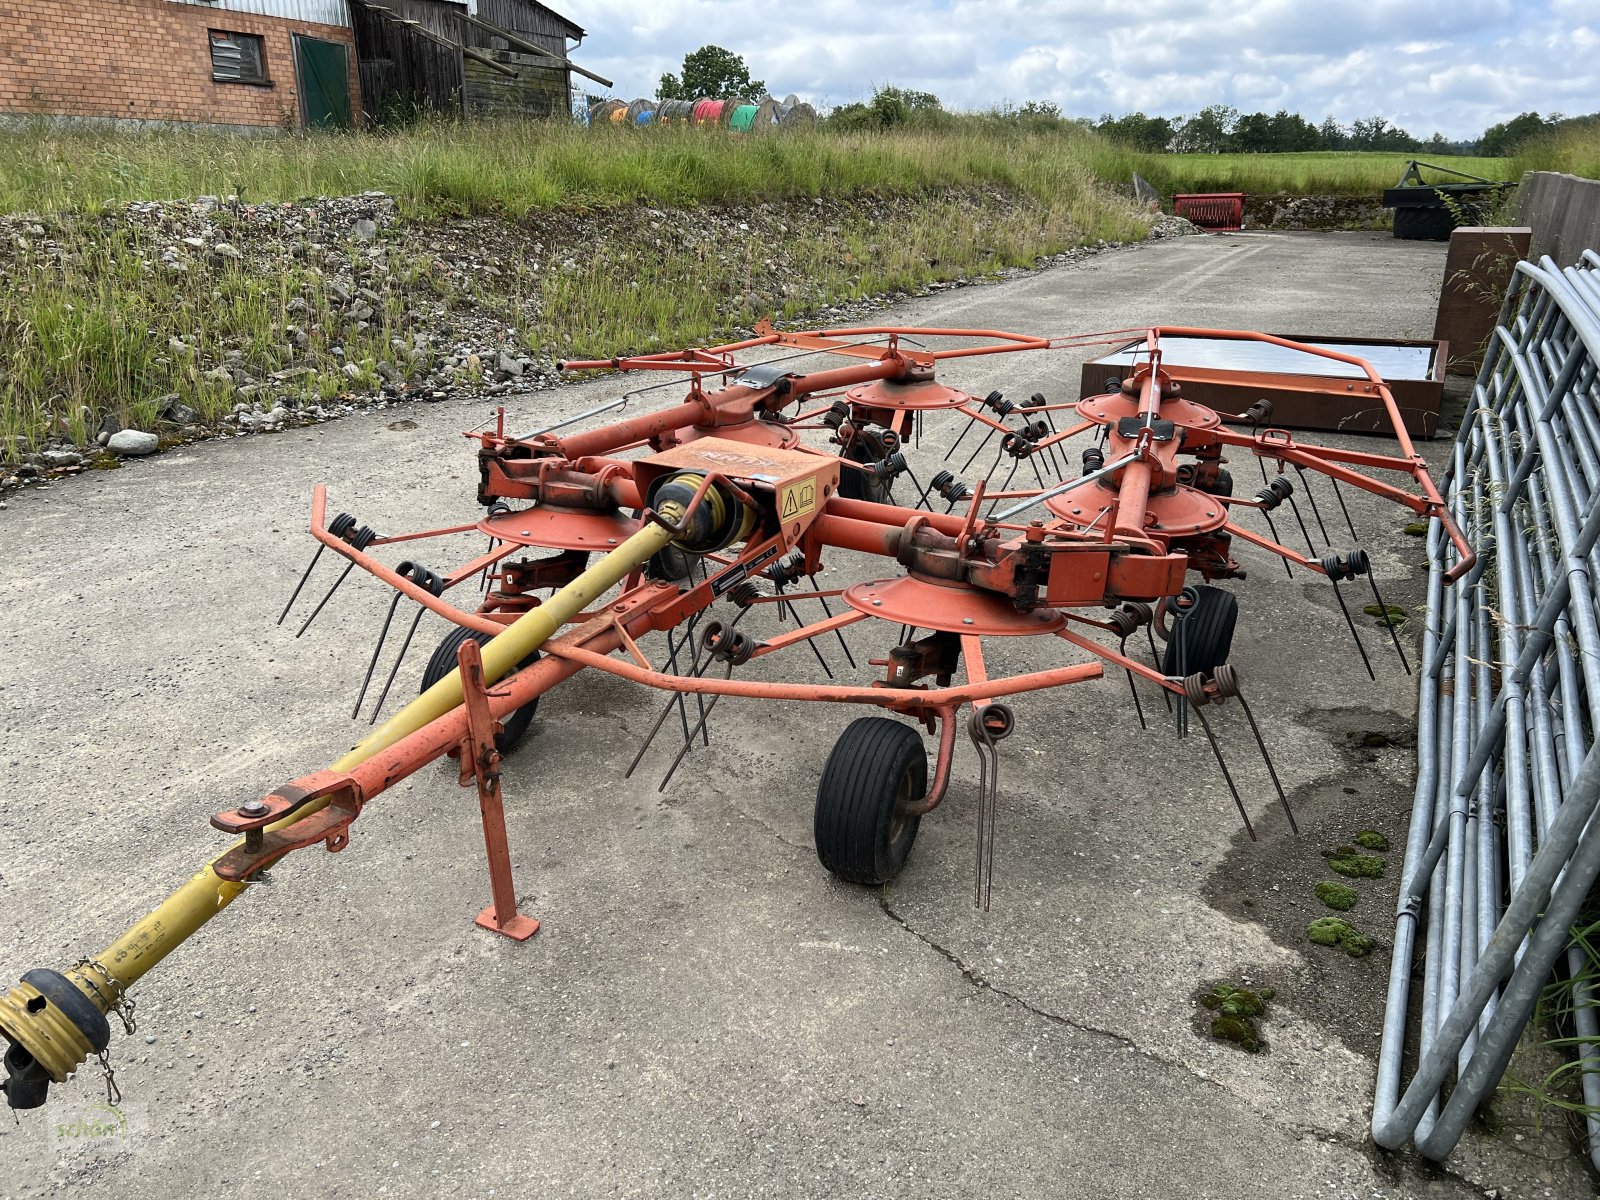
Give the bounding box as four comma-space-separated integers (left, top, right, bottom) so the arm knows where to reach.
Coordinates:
0, 518, 676, 1104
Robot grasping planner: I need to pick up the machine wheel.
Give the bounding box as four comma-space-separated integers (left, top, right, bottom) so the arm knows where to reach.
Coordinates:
1393, 205, 1455, 241
1203, 468, 1234, 497
1162, 586, 1238, 678
814, 717, 927, 885
645, 542, 699, 583
837, 430, 893, 504
421, 626, 539, 754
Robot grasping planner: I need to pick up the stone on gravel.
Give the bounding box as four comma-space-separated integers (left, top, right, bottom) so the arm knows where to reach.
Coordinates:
40, 449, 82, 468
159, 395, 198, 424
107, 429, 160, 457
352, 218, 378, 242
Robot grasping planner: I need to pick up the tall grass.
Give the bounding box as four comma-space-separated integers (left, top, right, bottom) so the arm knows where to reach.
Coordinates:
0, 222, 435, 459
0, 119, 1135, 216
0, 119, 1534, 217
1123, 150, 1518, 197
1515, 122, 1600, 181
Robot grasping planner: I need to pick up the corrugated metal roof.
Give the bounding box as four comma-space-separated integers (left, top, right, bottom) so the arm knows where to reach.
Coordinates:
164, 1, 352, 28
466, 0, 582, 38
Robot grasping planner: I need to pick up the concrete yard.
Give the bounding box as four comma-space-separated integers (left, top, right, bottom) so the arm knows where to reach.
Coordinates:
0, 231, 1590, 1198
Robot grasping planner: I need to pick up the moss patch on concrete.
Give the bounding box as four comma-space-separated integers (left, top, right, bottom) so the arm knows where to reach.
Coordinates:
1199, 983, 1275, 1053
1353, 830, 1390, 851
1315, 881, 1359, 911
1324, 845, 1386, 877
1308, 917, 1374, 957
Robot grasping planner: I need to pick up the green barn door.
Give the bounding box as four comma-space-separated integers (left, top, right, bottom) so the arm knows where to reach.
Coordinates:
294, 36, 352, 130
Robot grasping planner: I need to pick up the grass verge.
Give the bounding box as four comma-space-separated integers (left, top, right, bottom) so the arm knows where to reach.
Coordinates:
1, 187, 1141, 461
0, 120, 1134, 216
0, 120, 1528, 216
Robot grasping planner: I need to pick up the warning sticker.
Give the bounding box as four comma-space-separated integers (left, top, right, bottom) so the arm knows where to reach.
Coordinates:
778, 478, 818, 522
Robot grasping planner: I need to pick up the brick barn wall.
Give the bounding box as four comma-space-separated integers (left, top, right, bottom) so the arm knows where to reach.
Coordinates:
0, 0, 361, 130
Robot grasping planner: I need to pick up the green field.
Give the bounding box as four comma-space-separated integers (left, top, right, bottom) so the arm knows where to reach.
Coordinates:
0, 120, 1132, 216
0, 120, 1542, 217
1119, 150, 1518, 197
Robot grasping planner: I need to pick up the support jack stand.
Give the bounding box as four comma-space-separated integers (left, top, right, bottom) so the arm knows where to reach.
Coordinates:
455, 640, 541, 941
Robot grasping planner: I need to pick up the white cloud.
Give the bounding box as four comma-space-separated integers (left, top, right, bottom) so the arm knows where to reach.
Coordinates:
562, 0, 1596, 138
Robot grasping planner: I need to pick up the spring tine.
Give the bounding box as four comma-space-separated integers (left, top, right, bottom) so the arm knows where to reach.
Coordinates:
659, 663, 736, 792
367, 603, 428, 722
352, 590, 405, 718
1292, 465, 1334, 549
1119, 637, 1147, 730
1192, 703, 1256, 841
982, 742, 1000, 911
978, 444, 1007, 488
1027, 450, 1046, 489
1328, 476, 1361, 544
958, 425, 1000, 475
1261, 510, 1295, 578
1036, 410, 1064, 476
662, 622, 695, 741
1364, 570, 1413, 675
681, 610, 713, 747
810, 574, 858, 669
776, 583, 832, 678
912, 474, 940, 509
1329, 578, 1377, 681
278, 545, 327, 625
1234, 690, 1297, 834
1283, 493, 1319, 558
294, 561, 357, 638
1174, 614, 1189, 738
902, 466, 928, 511
1146, 626, 1173, 713
800, 619, 834, 678
987, 459, 1021, 515
627, 626, 700, 778
973, 739, 990, 908
479, 537, 499, 594
944, 414, 980, 463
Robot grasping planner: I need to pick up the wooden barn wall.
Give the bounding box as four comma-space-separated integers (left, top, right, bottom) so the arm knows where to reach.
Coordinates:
473, 0, 577, 56
351, 1, 463, 122
462, 52, 567, 118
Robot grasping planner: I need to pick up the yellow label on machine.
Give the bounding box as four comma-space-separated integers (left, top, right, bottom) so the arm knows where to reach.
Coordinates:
779, 479, 817, 522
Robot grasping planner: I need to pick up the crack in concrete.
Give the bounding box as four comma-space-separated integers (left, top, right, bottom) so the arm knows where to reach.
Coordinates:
735, 808, 810, 854
719, 800, 1489, 1196
873, 891, 1487, 1198
875, 891, 1164, 1060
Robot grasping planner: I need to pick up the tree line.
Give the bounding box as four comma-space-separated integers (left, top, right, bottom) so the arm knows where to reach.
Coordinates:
1096, 106, 1594, 157
632, 45, 1593, 157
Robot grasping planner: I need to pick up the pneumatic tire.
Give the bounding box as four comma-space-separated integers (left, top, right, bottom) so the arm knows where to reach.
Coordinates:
421, 626, 540, 754
814, 717, 927, 885
1162, 586, 1238, 678
1393, 205, 1454, 241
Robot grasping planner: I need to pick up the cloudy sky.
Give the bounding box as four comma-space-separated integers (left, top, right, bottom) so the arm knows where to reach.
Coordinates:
561, 0, 1598, 139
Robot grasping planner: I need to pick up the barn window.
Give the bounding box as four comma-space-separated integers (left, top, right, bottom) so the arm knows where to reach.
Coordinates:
209, 31, 269, 85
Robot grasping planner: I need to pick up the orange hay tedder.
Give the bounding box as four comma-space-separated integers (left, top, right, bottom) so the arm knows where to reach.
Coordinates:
1, 321, 1469, 1110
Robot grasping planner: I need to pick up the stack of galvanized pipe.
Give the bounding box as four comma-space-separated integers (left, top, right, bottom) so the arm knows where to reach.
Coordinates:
1372, 251, 1600, 1167
583, 94, 817, 130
